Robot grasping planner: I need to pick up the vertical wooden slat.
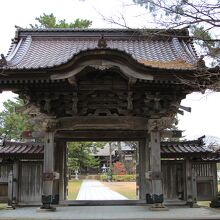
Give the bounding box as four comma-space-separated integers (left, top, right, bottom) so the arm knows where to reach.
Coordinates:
18, 162, 42, 203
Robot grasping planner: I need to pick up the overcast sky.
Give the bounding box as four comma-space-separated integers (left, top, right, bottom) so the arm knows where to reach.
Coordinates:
0, 0, 220, 140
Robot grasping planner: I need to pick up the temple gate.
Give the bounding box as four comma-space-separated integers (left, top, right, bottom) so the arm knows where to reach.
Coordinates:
0, 28, 204, 209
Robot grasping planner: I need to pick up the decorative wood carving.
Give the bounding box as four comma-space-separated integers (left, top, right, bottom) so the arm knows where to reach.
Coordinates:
97, 35, 107, 48
127, 91, 133, 111
42, 119, 60, 132
0, 54, 7, 67
148, 117, 177, 131
71, 92, 78, 115
17, 69, 186, 123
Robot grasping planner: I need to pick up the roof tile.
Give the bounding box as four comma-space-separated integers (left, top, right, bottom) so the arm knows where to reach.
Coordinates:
3, 29, 197, 70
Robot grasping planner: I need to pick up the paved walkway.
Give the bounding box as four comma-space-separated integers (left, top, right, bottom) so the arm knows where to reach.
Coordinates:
76, 180, 128, 200
1, 206, 220, 220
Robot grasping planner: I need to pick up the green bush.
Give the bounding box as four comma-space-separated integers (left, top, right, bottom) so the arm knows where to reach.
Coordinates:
100, 174, 108, 181
100, 174, 135, 182
112, 174, 135, 182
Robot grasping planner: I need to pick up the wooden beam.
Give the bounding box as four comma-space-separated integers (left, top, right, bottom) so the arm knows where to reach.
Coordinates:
55, 130, 147, 141
58, 116, 148, 131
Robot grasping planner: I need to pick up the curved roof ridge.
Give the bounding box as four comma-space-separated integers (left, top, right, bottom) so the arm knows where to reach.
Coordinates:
171, 38, 196, 65
7, 35, 32, 67
6, 39, 23, 62
16, 27, 189, 34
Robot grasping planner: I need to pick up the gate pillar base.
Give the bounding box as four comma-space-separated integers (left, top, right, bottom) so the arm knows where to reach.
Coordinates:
37, 206, 56, 212
149, 203, 168, 211
38, 195, 56, 212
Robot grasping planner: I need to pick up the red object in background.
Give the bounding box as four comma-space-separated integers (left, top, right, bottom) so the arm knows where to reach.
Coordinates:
112, 162, 126, 175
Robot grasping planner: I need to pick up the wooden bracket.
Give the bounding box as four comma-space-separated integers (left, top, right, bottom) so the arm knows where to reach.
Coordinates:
148, 117, 177, 131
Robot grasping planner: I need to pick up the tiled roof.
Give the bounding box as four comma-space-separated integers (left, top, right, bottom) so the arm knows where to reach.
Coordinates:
1, 138, 217, 160
0, 141, 43, 159
1, 28, 197, 70
161, 140, 214, 157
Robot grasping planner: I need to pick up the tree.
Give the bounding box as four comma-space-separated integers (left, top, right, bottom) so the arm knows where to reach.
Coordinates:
30, 13, 92, 28
132, 0, 220, 62
67, 142, 105, 174
0, 98, 32, 140
98, 0, 220, 90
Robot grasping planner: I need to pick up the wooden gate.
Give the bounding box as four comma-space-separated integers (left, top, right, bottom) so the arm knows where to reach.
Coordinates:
162, 161, 184, 200
19, 162, 42, 204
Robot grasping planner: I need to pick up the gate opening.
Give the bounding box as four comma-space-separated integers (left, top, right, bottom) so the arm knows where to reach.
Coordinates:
66, 141, 138, 201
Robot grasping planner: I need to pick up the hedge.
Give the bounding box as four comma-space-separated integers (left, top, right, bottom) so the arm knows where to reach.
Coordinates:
100, 174, 135, 182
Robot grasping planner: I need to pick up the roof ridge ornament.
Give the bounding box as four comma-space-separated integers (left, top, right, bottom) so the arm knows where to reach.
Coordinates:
0, 54, 7, 67
97, 35, 107, 48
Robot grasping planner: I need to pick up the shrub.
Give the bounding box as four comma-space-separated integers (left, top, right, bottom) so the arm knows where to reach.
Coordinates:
112, 174, 136, 182
100, 174, 108, 181
100, 174, 136, 182
112, 162, 126, 175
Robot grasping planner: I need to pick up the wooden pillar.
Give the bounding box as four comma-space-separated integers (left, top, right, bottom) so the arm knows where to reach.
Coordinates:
185, 159, 193, 204
63, 144, 67, 200
137, 140, 146, 200
7, 170, 13, 208
12, 161, 19, 204
138, 139, 151, 201
57, 141, 66, 202
147, 119, 167, 210
191, 167, 197, 204
212, 163, 218, 198
149, 131, 163, 203
41, 131, 56, 210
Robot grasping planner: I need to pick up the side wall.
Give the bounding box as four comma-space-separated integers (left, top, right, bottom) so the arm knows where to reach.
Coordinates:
0, 163, 12, 202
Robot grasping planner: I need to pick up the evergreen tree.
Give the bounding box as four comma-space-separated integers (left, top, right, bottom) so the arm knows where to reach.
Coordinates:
0, 98, 31, 140
30, 13, 92, 28
68, 142, 105, 173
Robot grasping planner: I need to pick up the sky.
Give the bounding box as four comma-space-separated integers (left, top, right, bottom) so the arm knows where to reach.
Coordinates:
0, 0, 220, 140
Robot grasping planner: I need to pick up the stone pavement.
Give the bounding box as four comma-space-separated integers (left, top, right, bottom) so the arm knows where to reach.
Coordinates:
76, 179, 128, 200
1, 205, 220, 220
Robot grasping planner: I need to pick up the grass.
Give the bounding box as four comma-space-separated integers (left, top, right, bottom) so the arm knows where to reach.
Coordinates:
0, 203, 7, 210
103, 181, 136, 200
67, 179, 82, 200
